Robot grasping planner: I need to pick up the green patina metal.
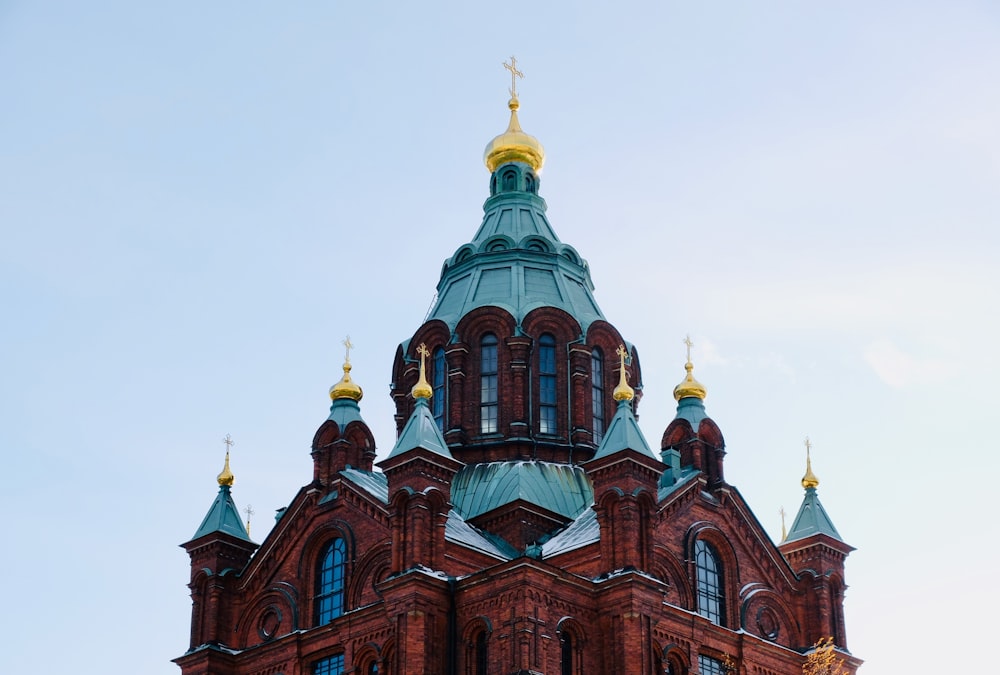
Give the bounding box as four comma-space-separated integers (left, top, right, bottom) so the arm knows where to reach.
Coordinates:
192, 485, 252, 542
386, 397, 453, 460
673, 395, 709, 432
327, 396, 365, 429
785, 487, 844, 543
590, 399, 657, 461
450, 460, 594, 521
426, 162, 606, 334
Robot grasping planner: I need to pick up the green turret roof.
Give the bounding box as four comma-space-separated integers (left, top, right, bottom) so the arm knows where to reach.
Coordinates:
673, 395, 709, 432
785, 486, 844, 543
591, 399, 656, 461
426, 162, 606, 333
328, 396, 364, 428
191, 485, 252, 542
386, 397, 453, 460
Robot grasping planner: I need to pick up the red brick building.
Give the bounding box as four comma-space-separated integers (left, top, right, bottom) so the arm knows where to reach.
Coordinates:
176, 90, 860, 675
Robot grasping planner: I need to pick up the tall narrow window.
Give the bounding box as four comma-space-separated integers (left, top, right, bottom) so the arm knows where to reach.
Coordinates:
432, 346, 447, 431
697, 655, 724, 675
480, 334, 498, 433
539, 334, 557, 434
313, 654, 345, 675
695, 540, 725, 626
591, 348, 605, 443
475, 631, 488, 675
560, 632, 574, 675
316, 538, 346, 625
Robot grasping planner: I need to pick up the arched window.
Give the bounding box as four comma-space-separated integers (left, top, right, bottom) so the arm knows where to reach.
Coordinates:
480, 334, 498, 433
315, 538, 346, 625
313, 654, 345, 675
695, 540, 725, 626
591, 348, 605, 443
539, 334, 557, 434
475, 630, 488, 675
560, 631, 574, 675
366, 662, 378, 675
432, 347, 447, 431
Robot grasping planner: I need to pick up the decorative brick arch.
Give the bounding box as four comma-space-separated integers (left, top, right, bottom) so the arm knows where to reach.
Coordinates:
298, 520, 357, 625
234, 583, 299, 648
347, 541, 391, 609
685, 521, 741, 628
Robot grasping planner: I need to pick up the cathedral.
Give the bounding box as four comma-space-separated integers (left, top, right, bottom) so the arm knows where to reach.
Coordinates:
176, 66, 860, 675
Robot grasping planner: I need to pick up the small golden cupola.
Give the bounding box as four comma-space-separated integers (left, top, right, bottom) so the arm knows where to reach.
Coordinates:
483, 57, 545, 173
329, 336, 363, 402
612, 344, 635, 402
673, 335, 707, 401
217, 436, 235, 487
411, 343, 433, 400
802, 437, 820, 489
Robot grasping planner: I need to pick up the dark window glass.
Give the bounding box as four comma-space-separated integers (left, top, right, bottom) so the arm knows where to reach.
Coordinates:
313, 654, 345, 675
432, 347, 447, 431
698, 655, 724, 675
695, 540, 725, 626
316, 538, 346, 625
475, 631, 488, 675
560, 632, 573, 675
366, 662, 378, 675
480, 335, 498, 433
539, 334, 557, 434
591, 348, 604, 443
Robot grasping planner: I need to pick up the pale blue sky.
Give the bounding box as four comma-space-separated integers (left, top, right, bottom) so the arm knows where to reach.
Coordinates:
2, 2, 997, 673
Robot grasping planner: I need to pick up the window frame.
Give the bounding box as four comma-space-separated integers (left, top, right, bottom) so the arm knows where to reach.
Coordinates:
591, 347, 605, 443
432, 346, 447, 431
313, 653, 345, 675
695, 539, 725, 626
479, 334, 499, 434
315, 538, 347, 626
538, 333, 557, 435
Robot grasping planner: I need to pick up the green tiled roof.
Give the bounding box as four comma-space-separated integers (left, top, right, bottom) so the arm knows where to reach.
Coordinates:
673, 396, 708, 432
785, 487, 844, 543
451, 460, 594, 521
426, 182, 605, 333
386, 398, 453, 460
591, 399, 656, 461
191, 485, 252, 542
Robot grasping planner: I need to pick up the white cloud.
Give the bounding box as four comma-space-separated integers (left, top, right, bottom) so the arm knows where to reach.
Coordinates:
863, 338, 949, 388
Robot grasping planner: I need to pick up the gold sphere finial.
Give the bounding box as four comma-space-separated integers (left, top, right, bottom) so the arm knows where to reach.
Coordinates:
673, 335, 707, 401
612, 344, 635, 402
330, 335, 364, 402
217, 434, 235, 487
484, 57, 546, 173
801, 437, 820, 489
411, 343, 433, 400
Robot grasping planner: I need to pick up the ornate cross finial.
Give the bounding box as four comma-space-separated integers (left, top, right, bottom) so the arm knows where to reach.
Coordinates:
503, 56, 524, 98
411, 343, 433, 400
804, 436, 812, 457
244, 504, 254, 536
615, 344, 628, 368
779, 506, 787, 542
223, 433, 235, 452
416, 342, 430, 361
343, 335, 354, 363
683, 335, 694, 363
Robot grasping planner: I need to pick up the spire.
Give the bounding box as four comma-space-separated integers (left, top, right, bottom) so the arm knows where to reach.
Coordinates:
785, 440, 844, 543
386, 397, 453, 460
802, 436, 820, 489
191, 437, 252, 542
483, 56, 545, 172
411, 343, 433, 400
673, 335, 707, 401
329, 336, 363, 402
612, 344, 634, 402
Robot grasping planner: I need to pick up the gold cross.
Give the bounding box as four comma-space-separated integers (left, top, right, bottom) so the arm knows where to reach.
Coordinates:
343, 335, 354, 363
503, 56, 524, 98
683, 335, 694, 362
222, 433, 235, 451
416, 342, 430, 368
804, 436, 812, 457
616, 344, 629, 369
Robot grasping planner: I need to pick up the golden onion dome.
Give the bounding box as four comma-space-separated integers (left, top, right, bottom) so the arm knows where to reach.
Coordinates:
411, 343, 433, 400
612, 344, 635, 402
673, 361, 707, 401
217, 450, 235, 487
330, 361, 363, 402
483, 96, 546, 173
802, 441, 820, 489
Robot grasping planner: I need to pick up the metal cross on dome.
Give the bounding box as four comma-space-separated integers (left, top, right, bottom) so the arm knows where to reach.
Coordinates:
343, 335, 353, 363
684, 335, 694, 362
503, 56, 524, 98
222, 433, 235, 451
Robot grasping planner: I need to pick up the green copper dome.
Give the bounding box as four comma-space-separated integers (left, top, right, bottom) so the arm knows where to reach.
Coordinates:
426, 161, 606, 334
